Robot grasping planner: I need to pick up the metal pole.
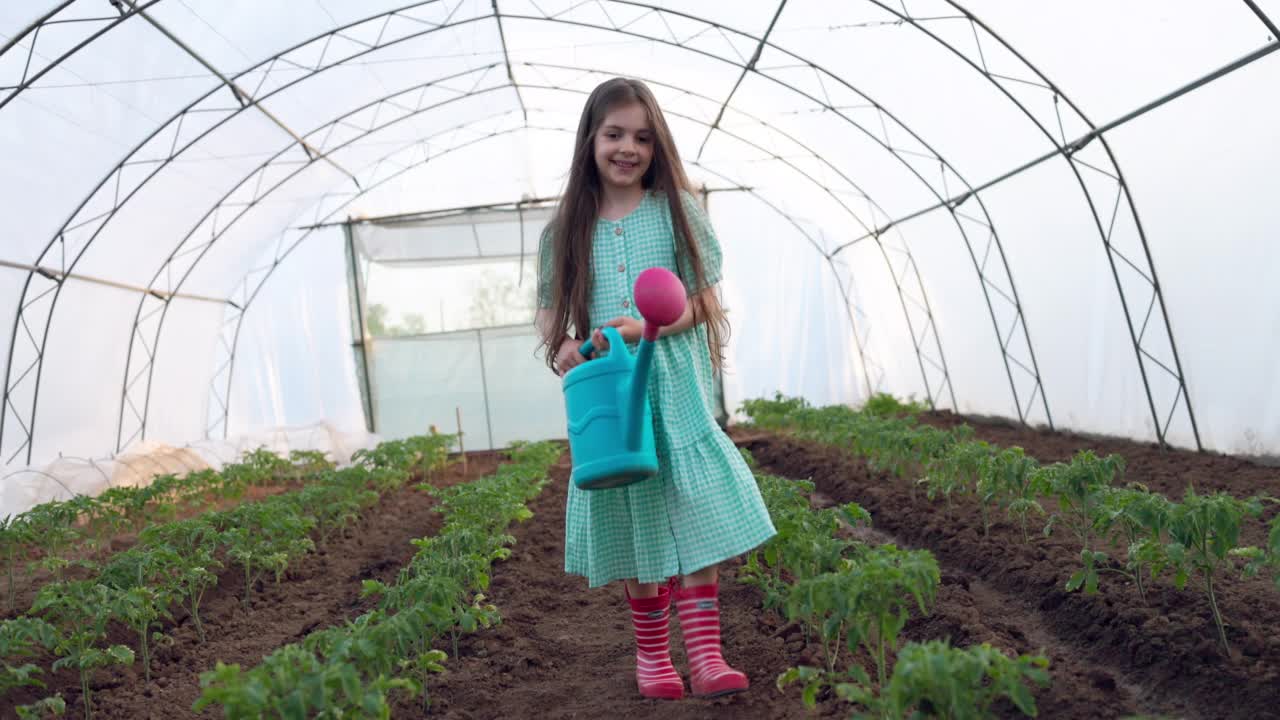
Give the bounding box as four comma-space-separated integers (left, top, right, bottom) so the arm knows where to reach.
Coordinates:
830, 39, 1280, 257
476, 329, 496, 450
0, 259, 231, 306
345, 223, 377, 433
298, 196, 562, 230
492, 0, 529, 125
117, 0, 360, 185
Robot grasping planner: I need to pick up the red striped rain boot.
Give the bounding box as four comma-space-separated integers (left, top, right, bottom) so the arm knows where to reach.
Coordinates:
674, 580, 749, 697
626, 582, 685, 699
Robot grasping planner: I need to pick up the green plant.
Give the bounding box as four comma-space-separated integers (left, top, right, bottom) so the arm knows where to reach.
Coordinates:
31, 581, 135, 720
1237, 513, 1280, 589
1096, 485, 1172, 604
287, 449, 335, 482
0, 617, 60, 696
219, 502, 315, 605
22, 502, 83, 582
194, 644, 417, 719
138, 521, 222, 642
785, 545, 940, 687
1039, 450, 1124, 594
1163, 487, 1262, 653
864, 640, 1049, 719
0, 515, 37, 610
195, 440, 560, 719
922, 441, 992, 520
984, 447, 1044, 544
739, 392, 812, 431
740, 475, 870, 616
106, 585, 170, 684
295, 480, 378, 546
16, 694, 66, 719
861, 392, 926, 418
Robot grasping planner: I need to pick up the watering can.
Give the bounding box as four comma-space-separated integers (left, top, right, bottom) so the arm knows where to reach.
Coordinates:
562, 267, 687, 490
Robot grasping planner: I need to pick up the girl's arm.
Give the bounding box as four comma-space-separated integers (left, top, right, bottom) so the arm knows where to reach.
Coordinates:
537, 308, 588, 375
592, 286, 719, 348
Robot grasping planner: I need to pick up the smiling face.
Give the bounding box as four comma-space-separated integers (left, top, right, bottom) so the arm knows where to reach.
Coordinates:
592, 101, 654, 193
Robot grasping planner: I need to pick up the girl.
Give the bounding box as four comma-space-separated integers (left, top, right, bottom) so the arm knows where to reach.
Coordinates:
535, 77, 776, 701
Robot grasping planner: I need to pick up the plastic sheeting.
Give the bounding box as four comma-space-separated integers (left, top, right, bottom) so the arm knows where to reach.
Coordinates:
0, 421, 379, 520
1, 0, 1279, 479
348, 207, 565, 450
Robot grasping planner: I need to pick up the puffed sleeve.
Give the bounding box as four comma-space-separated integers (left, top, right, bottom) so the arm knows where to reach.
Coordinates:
675, 190, 722, 291
536, 225, 554, 310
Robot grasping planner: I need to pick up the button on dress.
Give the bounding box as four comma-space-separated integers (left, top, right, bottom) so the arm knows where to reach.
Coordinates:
538, 189, 777, 587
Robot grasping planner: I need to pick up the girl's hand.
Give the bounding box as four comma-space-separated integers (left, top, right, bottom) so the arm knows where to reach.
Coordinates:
554, 337, 587, 376
591, 316, 644, 351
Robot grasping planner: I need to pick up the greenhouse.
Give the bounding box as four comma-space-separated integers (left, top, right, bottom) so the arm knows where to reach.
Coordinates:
1, 1, 1278, 718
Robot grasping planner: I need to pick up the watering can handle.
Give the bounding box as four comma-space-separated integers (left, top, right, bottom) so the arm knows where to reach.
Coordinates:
577, 325, 625, 359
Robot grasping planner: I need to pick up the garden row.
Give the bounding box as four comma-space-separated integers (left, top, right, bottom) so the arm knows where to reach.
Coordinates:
194, 440, 561, 717
0, 432, 458, 719
1, 447, 329, 613
739, 451, 1050, 719
741, 393, 1280, 656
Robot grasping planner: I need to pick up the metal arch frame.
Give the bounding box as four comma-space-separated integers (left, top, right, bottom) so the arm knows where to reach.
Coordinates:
1243, 0, 1280, 38
497, 4, 972, 412
144, 50, 978, 448
216, 44, 1081, 437
518, 66, 942, 402
485, 74, 887, 402
2, 0, 491, 463
0, 0, 164, 112
204, 125, 541, 438
202, 0, 1280, 443
688, 164, 883, 400
825, 0, 1277, 447
693, 0, 788, 160
167, 74, 890, 438
6, 0, 982, 457
135, 3, 1034, 439
213, 156, 888, 437
18, 0, 1274, 454
6, 0, 1066, 458
200, 122, 823, 437
115, 65, 514, 452
501, 3, 1065, 420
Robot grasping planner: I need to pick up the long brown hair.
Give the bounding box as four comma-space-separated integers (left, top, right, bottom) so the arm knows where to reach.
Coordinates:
538, 77, 729, 371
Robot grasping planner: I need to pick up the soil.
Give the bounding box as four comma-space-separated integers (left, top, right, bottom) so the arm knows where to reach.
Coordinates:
735, 412, 1280, 720
410, 449, 1151, 720
2, 484, 298, 621
2, 452, 506, 719
917, 410, 1280, 545
9, 413, 1280, 719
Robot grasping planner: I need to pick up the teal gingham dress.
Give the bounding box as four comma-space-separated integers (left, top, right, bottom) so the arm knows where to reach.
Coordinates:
538, 189, 776, 588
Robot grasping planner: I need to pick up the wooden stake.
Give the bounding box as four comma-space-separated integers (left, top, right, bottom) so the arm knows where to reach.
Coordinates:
456, 406, 467, 473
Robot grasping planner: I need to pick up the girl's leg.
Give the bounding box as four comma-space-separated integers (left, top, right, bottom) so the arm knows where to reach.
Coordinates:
673, 563, 749, 697
680, 565, 717, 588
624, 579, 661, 598
624, 578, 684, 699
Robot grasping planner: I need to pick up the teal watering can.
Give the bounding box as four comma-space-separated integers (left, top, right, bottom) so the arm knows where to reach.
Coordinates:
562, 267, 687, 490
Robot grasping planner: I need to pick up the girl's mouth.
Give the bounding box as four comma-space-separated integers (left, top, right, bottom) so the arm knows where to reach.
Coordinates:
612, 159, 638, 172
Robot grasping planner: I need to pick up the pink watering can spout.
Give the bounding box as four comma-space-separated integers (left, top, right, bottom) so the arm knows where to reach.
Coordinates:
634, 267, 687, 340
625, 268, 687, 449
